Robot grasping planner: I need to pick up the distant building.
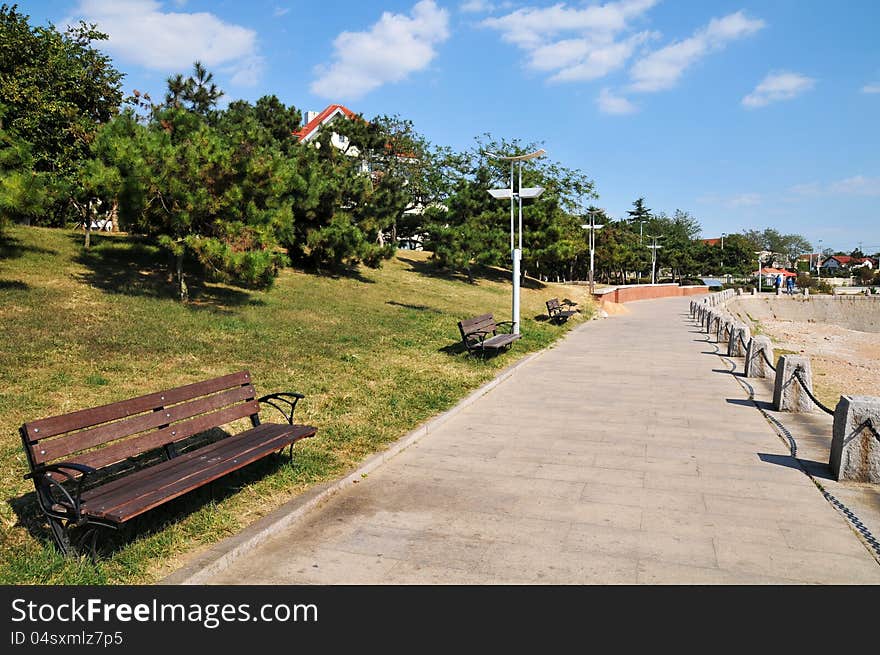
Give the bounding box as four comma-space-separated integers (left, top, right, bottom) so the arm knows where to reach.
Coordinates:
821, 255, 877, 271
293, 104, 358, 150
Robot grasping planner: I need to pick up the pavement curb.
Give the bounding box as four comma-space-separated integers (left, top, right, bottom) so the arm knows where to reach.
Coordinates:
161, 317, 595, 584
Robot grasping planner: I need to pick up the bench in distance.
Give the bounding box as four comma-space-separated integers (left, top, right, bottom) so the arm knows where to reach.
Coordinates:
546, 298, 578, 323
457, 313, 521, 356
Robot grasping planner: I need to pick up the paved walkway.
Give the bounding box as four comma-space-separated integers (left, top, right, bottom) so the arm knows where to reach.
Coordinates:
206, 297, 880, 584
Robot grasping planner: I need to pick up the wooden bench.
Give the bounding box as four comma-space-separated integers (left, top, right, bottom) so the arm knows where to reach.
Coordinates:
19, 371, 317, 556
546, 298, 578, 323
457, 313, 521, 355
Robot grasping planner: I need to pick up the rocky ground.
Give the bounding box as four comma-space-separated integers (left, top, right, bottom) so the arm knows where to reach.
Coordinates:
757, 318, 880, 407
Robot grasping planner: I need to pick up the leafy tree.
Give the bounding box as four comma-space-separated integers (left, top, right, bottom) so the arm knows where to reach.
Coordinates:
626, 197, 652, 240
740, 228, 810, 267
91, 71, 294, 300
165, 62, 222, 117
0, 4, 123, 224
423, 136, 595, 282
0, 122, 54, 231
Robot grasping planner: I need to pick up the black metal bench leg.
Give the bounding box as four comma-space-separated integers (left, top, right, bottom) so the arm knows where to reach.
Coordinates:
47, 515, 74, 557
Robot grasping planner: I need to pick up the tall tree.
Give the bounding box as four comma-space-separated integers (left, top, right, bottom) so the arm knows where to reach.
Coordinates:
0, 4, 123, 224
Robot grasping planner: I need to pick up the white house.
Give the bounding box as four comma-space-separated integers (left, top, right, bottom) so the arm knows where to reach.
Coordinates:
294, 104, 360, 155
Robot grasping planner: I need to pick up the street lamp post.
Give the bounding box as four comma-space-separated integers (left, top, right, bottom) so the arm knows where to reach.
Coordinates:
487, 149, 545, 335
755, 250, 770, 292
646, 234, 663, 285
721, 232, 726, 250
581, 210, 604, 294
817, 240, 823, 280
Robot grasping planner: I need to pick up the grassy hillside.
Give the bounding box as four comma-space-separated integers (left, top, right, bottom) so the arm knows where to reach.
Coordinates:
0, 226, 594, 584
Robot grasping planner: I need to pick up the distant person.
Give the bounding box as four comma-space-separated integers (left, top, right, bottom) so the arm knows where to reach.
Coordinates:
774, 273, 782, 293
786, 275, 795, 295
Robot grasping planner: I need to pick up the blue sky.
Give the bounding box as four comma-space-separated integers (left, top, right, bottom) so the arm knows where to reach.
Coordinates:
23, 0, 880, 253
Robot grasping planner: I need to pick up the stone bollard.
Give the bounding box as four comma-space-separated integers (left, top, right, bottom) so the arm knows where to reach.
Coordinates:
744, 335, 774, 378
803, 288, 809, 297
705, 310, 715, 333
829, 396, 880, 483
736, 288, 743, 296
750, 288, 757, 296
772, 355, 815, 412
728, 323, 751, 357
714, 316, 725, 342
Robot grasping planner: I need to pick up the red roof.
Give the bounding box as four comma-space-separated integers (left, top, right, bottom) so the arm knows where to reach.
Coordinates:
292, 104, 357, 141
761, 267, 796, 277
701, 238, 722, 246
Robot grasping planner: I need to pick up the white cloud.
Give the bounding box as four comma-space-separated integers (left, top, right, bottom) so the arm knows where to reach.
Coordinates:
311, 0, 449, 100
460, 0, 494, 12
597, 87, 636, 114
273, 7, 290, 17
829, 175, 880, 196
728, 192, 762, 207
630, 10, 764, 92
69, 0, 263, 86
742, 71, 815, 108
862, 82, 880, 94
481, 0, 657, 83
549, 31, 655, 82
789, 176, 880, 198
696, 192, 762, 208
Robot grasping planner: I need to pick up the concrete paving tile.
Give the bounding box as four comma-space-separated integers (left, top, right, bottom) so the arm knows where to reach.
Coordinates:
384, 561, 499, 584
496, 446, 596, 467
563, 523, 717, 568
639, 508, 789, 546
636, 559, 801, 584
594, 454, 700, 476
702, 493, 844, 526
777, 520, 875, 558
512, 497, 643, 531
580, 483, 706, 513
475, 541, 639, 584
713, 538, 880, 584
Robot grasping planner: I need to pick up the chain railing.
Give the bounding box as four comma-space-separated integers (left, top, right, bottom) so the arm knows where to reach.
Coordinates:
689, 292, 880, 563
792, 367, 835, 416
759, 347, 776, 372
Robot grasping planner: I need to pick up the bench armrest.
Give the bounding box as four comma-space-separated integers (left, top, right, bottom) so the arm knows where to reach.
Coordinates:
25, 461, 97, 480
258, 392, 306, 425
494, 321, 515, 333
26, 462, 97, 523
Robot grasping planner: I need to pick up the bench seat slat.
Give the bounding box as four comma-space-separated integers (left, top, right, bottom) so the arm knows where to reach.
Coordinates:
25, 371, 252, 440
68, 401, 260, 473
79, 425, 301, 507
33, 385, 256, 464
80, 423, 317, 523
482, 334, 520, 349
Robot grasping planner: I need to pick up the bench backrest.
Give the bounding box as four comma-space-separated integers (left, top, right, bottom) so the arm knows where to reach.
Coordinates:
546, 298, 561, 313
458, 313, 497, 343
20, 371, 259, 475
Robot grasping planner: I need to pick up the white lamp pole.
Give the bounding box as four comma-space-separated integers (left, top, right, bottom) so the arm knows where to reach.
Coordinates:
646, 234, 663, 285
580, 210, 604, 294
487, 149, 545, 335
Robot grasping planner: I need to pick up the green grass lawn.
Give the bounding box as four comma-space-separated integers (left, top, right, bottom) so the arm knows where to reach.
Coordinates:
0, 226, 594, 584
